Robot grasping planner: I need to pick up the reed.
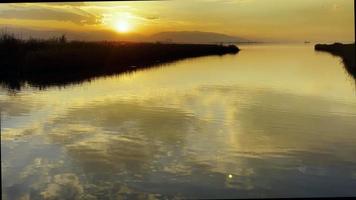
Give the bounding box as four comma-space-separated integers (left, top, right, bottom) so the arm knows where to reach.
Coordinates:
0, 33, 239, 90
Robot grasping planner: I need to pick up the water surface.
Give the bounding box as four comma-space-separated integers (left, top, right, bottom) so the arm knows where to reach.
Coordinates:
1, 44, 356, 199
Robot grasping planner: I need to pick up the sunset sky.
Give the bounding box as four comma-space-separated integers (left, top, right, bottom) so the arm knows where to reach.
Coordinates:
0, 0, 354, 42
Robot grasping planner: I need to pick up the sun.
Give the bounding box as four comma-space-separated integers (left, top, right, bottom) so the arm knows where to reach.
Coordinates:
115, 20, 131, 33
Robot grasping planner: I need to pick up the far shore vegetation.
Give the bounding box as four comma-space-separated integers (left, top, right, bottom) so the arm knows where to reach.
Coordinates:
315, 43, 355, 78
0, 33, 239, 90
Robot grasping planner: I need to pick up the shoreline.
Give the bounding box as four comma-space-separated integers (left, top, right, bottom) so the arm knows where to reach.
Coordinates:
0, 34, 239, 90
314, 43, 355, 78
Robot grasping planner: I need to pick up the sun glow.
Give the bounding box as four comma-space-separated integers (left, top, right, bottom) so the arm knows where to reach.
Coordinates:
115, 20, 131, 33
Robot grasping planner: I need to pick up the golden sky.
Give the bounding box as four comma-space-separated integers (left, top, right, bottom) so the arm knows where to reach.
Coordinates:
0, 0, 354, 42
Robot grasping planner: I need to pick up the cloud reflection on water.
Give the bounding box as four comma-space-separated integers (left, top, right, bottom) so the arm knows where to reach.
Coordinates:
2, 44, 356, 199
3, 84, 356, 199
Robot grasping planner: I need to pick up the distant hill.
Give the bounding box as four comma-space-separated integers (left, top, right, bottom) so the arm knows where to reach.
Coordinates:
148, 31, 250, 44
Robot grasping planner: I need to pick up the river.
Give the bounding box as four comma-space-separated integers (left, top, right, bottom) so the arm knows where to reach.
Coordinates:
1, 44, 356, 199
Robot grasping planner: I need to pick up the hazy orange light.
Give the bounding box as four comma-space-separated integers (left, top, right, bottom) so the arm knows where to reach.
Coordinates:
115, 20, 131, 33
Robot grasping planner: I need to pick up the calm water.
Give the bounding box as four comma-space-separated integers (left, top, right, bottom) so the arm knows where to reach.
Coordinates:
1, 44, 356, 199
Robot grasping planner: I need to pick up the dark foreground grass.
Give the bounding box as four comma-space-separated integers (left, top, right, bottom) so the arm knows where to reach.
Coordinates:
0, 34, 239, 90
315, 43, 355, 78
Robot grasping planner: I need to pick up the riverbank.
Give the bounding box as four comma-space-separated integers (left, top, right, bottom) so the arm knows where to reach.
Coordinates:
0, 34, 239, 90
315, 43, 355, 78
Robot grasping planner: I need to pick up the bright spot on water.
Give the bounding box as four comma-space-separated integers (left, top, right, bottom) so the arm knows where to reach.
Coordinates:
228, 174, 233, 179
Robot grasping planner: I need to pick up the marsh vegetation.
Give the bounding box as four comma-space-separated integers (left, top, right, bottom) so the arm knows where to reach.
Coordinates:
315, 43, 355, 78
0, 34, 239, 90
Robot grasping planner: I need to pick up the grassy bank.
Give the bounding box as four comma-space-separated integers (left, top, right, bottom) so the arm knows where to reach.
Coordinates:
315, 43, 355, 78
0, 34, 239, 90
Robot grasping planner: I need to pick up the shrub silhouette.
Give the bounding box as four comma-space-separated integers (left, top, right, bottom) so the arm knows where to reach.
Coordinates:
315, 43, 355, 78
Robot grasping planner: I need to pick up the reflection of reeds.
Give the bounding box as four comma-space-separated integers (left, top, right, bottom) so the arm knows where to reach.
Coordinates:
0, 34, 239, 90
315, 43, 355, 78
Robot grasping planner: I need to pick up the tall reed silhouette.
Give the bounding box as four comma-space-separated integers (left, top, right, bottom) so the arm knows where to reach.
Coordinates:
0, 33, 239, 90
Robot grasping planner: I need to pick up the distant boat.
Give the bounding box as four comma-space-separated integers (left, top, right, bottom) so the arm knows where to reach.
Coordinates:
304, 41, 311, 44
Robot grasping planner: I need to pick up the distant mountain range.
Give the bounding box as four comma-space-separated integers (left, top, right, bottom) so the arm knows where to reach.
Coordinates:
148, 31, 250, 44
1, 26, 251, 44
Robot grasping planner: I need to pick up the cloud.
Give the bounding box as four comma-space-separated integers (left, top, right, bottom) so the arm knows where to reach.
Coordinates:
41, 173, 84, 200
43, 2, 87, 7
0, 8, 101, 25
144, 15, 159, 20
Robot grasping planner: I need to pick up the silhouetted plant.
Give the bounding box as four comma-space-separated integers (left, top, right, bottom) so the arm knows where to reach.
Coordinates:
315, 43, 355, 78
0, 33, 239, 90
